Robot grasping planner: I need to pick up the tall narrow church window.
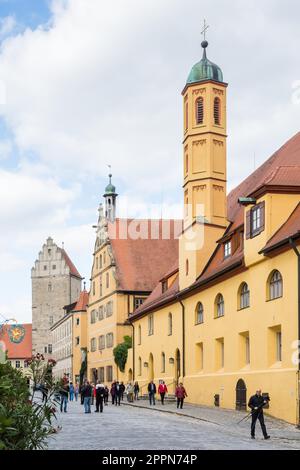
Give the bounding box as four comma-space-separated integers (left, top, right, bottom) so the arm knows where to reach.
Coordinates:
214, 97, 221, 125
196, 97, 204, 124
195, 302, 204, 324
185, 102, 188, 130
185, 154, 188, 174
161, 352, 166, 373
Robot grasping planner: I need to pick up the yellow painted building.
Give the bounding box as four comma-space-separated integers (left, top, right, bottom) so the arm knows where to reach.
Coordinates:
87, 177, 180, 385
130, 40, 300, 424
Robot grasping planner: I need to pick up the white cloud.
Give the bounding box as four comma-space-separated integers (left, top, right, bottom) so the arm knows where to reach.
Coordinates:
0, 139, 12, 159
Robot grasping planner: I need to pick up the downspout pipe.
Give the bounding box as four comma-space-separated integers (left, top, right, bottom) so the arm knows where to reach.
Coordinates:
177, 296, 185, 378
289, 237, 300, 427
129, 322, 135, 381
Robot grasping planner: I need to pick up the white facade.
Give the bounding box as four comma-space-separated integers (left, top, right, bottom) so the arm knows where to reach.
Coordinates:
51, 314, 73, 380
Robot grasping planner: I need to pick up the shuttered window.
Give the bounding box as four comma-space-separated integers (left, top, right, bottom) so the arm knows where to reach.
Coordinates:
196, 97, 204, 124
246, 202, 265, 239
214, 97, 221, 125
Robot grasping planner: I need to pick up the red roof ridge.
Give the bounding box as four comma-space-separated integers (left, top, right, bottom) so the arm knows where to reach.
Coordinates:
60, 248, 82, 279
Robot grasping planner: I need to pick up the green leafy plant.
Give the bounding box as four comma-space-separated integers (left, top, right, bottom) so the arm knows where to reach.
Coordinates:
0, 353, 60, 450
113, 335, 132, 373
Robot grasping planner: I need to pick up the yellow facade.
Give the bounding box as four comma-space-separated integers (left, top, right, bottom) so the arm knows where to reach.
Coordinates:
130, 43, 300, 424
87, 239, 147, 384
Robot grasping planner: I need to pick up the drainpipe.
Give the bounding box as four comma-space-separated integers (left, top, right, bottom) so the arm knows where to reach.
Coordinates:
129, 322, 135, 381
177, 296, 186, 379
289, 237, 300, 428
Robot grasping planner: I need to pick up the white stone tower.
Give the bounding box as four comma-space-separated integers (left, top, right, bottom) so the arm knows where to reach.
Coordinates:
31, 237, 82, 357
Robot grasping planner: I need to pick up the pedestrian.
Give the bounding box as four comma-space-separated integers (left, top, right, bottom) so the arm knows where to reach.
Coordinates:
91, 382, 96, 406
104, 385, 109, 405
158, 381, 168, 405
81, 380, 93, 413
41, 382, 48, 403
126, 382, 134, 403
79, 383, 84, 405
175, 383, 187, 409
120, 382, 125, 401
60, 381, 69, 413
95, 381, 105, 413
148, 380, 156, 406
111, 381, 116, 405
69, 382, 74, 401
115, 381, 121, 406
134, 381, 140, 401
75, 383, 79, 402
248, 389, 270, 440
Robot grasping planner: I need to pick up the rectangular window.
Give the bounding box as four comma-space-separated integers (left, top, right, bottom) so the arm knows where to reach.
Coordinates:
90, 310, 96, 324
215, 338, 224, 370
96, 257, 98, 270
15, 360, 21, 369
224, 241, 231, 258
99, 367, 105, 383
245, 336, 250, 365
75, 336, 80, 346
44, 265, 47, 271
44, 346, 48, 354
196, 342, 204, 371
49, 316, 54, 326
106, 301, 113, 318
161, 281, 168, 294
246, 202, 265, 239
100, 275, 103, 297
106, 333, 114, 348
91, 338, 96, 352
106, 272, 109, 289
48, 344, 52, 354
76, 318, 80, 326
93, 281, 95, 296
98, 335, 105, 350
52, 265, 56, 270
148, 315, 154, 336
134, 297, 144, 310
106, 365, 113, 383
24, 360, 29, 368
98, 306, 104, 320
276, 331, 282, 362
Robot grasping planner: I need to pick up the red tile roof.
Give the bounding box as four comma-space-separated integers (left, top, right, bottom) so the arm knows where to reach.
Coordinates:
73, 290, 89, 312
108, 219, 182, 292
0, 324, 32, 359
261, 203, 300, 253
60, 249, 82, 279
130, 131, 300, 318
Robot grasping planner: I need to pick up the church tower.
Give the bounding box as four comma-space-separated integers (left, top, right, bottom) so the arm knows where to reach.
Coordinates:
31, 237, 82, 358
179, 38, 229, 289
103, 173, 118, 222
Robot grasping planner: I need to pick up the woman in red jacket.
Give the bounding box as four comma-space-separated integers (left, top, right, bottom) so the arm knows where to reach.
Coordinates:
175, 383, 187, 409
158, 381, 168, 405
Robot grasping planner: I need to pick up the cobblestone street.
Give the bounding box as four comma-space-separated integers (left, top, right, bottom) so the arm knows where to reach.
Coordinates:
47, 400, 300, 450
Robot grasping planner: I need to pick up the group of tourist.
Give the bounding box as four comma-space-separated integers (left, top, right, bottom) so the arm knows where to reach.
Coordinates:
58, 373, 188, 413
148, 380, 188, 409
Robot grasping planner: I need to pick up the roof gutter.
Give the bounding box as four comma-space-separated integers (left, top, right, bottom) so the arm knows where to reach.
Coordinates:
260, 232, 300, 255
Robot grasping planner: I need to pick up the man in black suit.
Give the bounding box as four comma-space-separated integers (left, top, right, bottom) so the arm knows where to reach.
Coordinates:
248, 389, 270, 440
148, 381, 157, 406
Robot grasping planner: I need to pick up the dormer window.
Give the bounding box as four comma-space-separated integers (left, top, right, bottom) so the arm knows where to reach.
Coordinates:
162, 280, 168, 293
224, 241, 231, 258
246, 202, 265, 239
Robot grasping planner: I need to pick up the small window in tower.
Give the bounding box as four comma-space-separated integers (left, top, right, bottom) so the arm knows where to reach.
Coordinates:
214, 97, 221, 125
196, 97, 204, 124
185, 102, 188, 130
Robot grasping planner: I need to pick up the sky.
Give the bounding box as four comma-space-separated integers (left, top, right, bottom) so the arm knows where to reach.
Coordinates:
0, 0, 300, 324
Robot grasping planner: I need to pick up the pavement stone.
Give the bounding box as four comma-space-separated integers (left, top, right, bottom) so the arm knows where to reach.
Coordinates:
47, 399, 300, 450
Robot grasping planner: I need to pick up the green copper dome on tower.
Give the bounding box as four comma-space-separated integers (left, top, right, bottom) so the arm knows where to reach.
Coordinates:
187, 41, 223, 84
104, 174, 116, 195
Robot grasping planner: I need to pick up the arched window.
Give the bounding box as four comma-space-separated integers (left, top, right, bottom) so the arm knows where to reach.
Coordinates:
215, 294, 225, 318
161, 352, 166, 373
138, 325, 142, 345
185, 154, 188, 174
168, 313, 173, 336
269, 270, 283, 300
214, 97, 221, 125
138, 357, 142, 376
239, 283, 250, 309
195, 302, 204, 324
185, 102, 188, 130
195, 97, 204, 124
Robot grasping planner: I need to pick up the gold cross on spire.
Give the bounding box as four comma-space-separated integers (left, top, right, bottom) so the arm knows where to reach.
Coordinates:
201, 19, 209, 41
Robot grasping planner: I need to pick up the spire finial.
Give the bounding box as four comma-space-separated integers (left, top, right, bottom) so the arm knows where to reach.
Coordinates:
108, 164, 112, 183
201, 19, 209, 57
84, 281, 86, 291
